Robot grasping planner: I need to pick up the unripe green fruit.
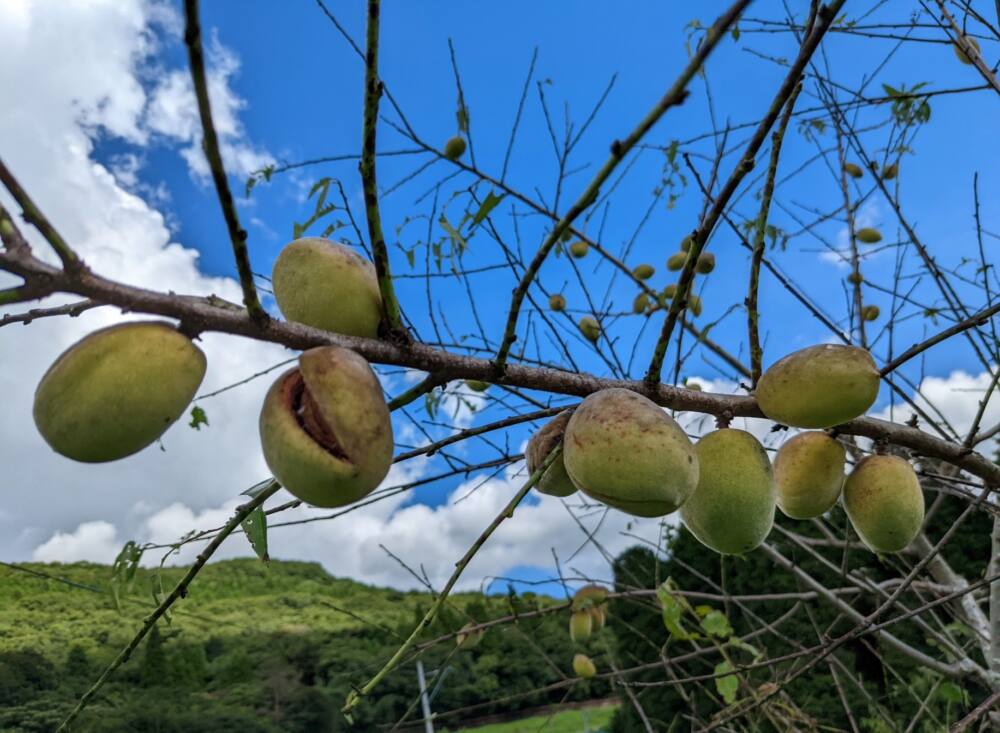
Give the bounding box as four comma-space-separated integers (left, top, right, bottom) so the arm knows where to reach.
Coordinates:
578, 316, 601, 343
856, 228, 882, 244
667, 252, 687, 271
660, 283, 677, 303
681, 429, 775, 555
560, 229, 573, 243
569, 610, 593, 642
954, 36, 981, 65
259, 346, 393, 508
696, 253, 715, 274
456, 622, 484, 649
773, 432, 845, 519
844, 454, 924, 553
589, 605, 607, 631
843, 162, 864, 179
564, 388, 699, 517
680, 236, 694, 252
570, 240, 589, 258
847, 271, 863, 285
881, 163, 898, 180
272, 238, 382, 338
633, 293, 650, 314
632, 263, 655, 280
756, 344, 879, 428
573, 585, 608, 631
862, 304, 880, 322
573, 653, 597, 679
444, 135, 467, 160
686, 293, 703, 317
549, 294, 567, 311
527, 411, 577, 497
465, 380, 491, 392
33, 322, 206, 463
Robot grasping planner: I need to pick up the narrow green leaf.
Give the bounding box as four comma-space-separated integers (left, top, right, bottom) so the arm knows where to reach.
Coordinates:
469, 191, 505, 230
241, 507, 269, 563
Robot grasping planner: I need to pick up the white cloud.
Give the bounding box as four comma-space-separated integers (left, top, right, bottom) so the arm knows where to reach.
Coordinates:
33, 521, 121, 563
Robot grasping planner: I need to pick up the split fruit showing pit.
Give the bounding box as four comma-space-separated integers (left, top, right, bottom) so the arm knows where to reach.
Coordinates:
773, 431, 845, 519
271, 237, 383, 338
259, 346, 393, 508
526, 411, 578, 497
844, 454, 925, 553
755, 344, 879, 429
33, 321, 207, 463
563, 388, 698, 517
680, 429, 775, 555
572, 584, 609, 631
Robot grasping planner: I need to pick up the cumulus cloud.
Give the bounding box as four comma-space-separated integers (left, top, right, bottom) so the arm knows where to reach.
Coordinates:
33, 521, 121, 564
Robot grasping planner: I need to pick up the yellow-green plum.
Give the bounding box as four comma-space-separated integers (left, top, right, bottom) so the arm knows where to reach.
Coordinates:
844, 454, 925, 553
526, 411, 577, 498
632, 263, 655, 280
681, 429, 775, 554
272, 238, 382, 338
844, 162, 864, 178
549, 294, 567, 312
569, 610, 593, 642
578, 317, 601, 343
456, 622, 484, 649
573, 653, 597, 678
756, 344, 879, 428
570, 240, 589, 258
259, 346, 393, 508
563, 388, 698, 517
954, 36, 981, 64
465, 380, 491, 392
573, 585, 609, 631
633, 293, 650, 314
667, 252, 687, 271
773, 432, 845, 519
856, 228, 882, 244
444, 135, 467, 160
33, 322, 206, 463
696, 253, 715, 274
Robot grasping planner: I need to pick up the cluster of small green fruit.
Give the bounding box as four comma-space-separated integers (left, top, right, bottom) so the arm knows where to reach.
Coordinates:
527, 343, 924, 556
566, 584, 608, 680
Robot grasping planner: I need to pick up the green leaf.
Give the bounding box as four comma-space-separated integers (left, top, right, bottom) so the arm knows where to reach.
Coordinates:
241, 478, 277, 498
728, 638, 762, 660
151, 571, 171, 624
456, 103, 470, 134
439, 214, 468, 254
700, 609, 733, 638
666, 139, 680, 165
110, 541, 143, 613
656, 580, 697, 640
469, 191, 505, 230
714, 660, 738, 704
188, 405, 209, 431
938, 680, 966, 704
241, 507, 269, 563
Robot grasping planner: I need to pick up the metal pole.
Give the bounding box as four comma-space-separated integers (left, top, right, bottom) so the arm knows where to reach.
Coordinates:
415, 660, 435, 733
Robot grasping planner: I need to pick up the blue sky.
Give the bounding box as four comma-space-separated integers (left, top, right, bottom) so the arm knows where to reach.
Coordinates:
3, 0, 998, 594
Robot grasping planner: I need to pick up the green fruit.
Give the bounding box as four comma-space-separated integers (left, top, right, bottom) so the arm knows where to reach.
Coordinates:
465, 380, 491, 392
844, 455, 924, 553
633, 293, 650, 314
681, 429, 775, 555
456, 622, 484, 649
578, 316, 601, 343
954, 36, 981, 65
563, 388, 699, 517
560, 229, 573, 243
573, 585, 608, 631
844, 162, 864, 179
881, 163, 898, 180
444, 135, 467, 160
660, 283, 677, 304
862, 304, 880, 322
695, 253, 715, 274
527, 411, 577, 497
33, 322, 206, 463
773, 432, 845, 519
573, 653, 597, 678
259, 346, 393, 508
686, 293, 703, 317
570, 240, 589, 258
847, 271, 863, 285
856, 228, 882, 244
684, 380, 703, 392
272, 238, 382, 338
632, 263, 655, 280
756, 344, 879, 428
667, 252, 687, 271
589, 605, 607, 631
569, 610, 593, 642
680, 236, 694, 252
549, 294, 567, 312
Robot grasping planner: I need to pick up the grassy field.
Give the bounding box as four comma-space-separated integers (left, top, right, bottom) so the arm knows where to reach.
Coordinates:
452, 704, 618, 733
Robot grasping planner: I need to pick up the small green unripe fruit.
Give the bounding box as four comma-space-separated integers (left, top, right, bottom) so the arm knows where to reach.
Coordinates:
560, 229, 573, 243
686, 293, 703, 317
573, 585, 608, 631
862, 304, 880, 322
660, 283, 677, 304
527, 411, 577, 497
465, 380, 490, 392
681, 429, 775, 555
549, 294, 567, 312
953, 36, 981, 65
844, 454, 924, 553
570, 240, 589, 258
756, 344, 879, 428
667, 252, 687, 271
633, 293, 650, 314
843, 162, 864, 179
881, 163, 898, 180
272, 238, 382, 338
569, 610, 593, 642
773, 432, 845, 519
632, 263, 655, 280
33, 322, 206, 462
695, 253, 715, 274
573, 653, 597, 678
456, 622, 484, 649
856, 228, 882, 244
259, 346, 393, 508
578, 316, 601, 343
680, 236, 694, 252
444, 135, 467, 160
847, 271, 863, 285
564, 388, 699, 517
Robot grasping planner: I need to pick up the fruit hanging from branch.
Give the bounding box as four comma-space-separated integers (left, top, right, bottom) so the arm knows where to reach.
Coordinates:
773, 431, 845, 519
526, 411, 578, 498
844, 454, 925, 553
